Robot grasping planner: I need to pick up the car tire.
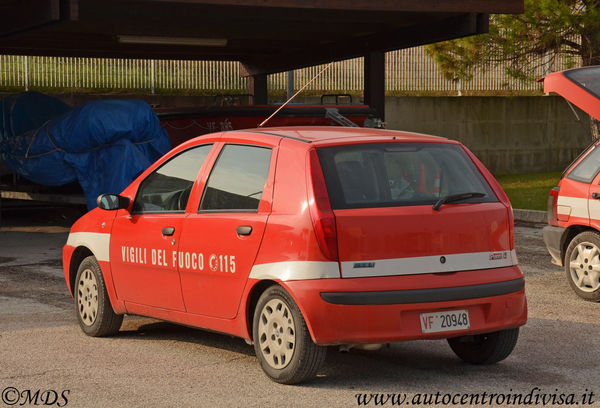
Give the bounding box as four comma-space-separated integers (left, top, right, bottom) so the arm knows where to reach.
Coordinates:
74, 256, 123, 337
252, 285, 326, 384
564, 231, 600, 302
447, 328, 519, 364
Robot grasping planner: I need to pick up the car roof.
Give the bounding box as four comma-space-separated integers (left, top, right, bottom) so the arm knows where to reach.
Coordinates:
233, 126, 448, 146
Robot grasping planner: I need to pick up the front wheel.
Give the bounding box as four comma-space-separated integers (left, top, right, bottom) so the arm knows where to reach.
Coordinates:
448, 328, 519, 364
75, 256, 123, 337
564, 231, 600, 302
252, 285, 326, 384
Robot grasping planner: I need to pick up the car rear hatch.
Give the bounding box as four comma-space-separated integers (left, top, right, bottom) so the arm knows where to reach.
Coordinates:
542, 66, 600, 121
316, 142, 516, 278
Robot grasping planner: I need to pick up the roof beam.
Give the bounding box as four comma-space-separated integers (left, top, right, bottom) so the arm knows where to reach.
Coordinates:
241, 13, 488, 76
0, 0, 78, 38
140, 0, 523, 13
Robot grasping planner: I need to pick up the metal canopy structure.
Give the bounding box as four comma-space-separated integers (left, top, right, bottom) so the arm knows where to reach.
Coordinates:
0, 0, 523, 117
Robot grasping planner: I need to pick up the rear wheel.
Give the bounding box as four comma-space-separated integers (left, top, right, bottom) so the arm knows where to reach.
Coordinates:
75, 256, 123, 337
448, 328, 519, 364
252, 285, 326, 384
565, 231, 600, 302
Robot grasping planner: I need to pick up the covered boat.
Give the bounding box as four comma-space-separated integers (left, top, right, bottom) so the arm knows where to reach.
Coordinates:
0, 92, 170, 209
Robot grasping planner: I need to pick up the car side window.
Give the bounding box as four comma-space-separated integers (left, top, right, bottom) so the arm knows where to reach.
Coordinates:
200, 144, 272, 212
567, 145, 600, 184
132, 144, 213, 213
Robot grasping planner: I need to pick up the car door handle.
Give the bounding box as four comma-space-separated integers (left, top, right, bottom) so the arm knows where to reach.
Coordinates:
592, 193, 600, 199
162, 227, 175, 236
237, 226, 252, 236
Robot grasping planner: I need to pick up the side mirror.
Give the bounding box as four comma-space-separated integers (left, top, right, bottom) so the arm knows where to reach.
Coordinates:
97, 194, 130, 211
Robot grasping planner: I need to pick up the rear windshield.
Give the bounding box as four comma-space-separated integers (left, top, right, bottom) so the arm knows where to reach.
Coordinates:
317, 142, 497, 209
564, 67, 600, 99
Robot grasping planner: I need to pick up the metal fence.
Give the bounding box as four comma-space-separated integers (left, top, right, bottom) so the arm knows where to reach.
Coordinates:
0, 46, 579, 95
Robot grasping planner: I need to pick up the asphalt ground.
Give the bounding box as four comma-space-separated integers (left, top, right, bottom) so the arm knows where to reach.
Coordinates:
0, 207, 599, 407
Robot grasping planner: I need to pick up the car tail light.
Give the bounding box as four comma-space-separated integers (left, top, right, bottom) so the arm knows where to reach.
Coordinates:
507, 205, 515, 251
547, 186, 560, 226
307, 149, 338, 261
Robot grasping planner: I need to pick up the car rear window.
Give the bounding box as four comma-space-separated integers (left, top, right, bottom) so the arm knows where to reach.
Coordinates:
564, 67, 600, 99
317, 142, 497, 209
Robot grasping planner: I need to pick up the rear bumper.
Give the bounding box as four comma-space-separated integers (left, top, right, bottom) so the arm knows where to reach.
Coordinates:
284, 266, 527, 345
321, 278, 524, 305
542, 225, 566, 266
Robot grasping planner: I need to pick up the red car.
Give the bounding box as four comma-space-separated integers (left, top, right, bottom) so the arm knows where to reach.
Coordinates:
542, 66, 600, 302
63, 127, 527, 384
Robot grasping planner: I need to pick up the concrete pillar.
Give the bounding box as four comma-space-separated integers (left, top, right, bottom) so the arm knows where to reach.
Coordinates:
364, 51, 385, 120
287, 70, 294, 100
249, 74, 268, 105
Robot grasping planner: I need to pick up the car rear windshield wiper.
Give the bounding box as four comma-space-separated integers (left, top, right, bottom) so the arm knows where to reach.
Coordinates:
432, 192, 486, 211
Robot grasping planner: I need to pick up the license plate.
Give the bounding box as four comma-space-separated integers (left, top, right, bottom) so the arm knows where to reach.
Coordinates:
420, 309, 470, 334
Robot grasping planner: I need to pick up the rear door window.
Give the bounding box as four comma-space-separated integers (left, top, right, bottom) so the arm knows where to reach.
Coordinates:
317, 142, 496, 209
199, 144, 272, 212
567, 145, 600, 184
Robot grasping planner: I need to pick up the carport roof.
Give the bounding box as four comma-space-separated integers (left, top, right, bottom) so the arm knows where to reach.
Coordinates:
0, 0, 523, 76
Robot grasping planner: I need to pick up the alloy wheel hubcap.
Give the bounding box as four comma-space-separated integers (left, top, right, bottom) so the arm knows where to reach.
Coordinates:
77, 268, 99, 325
258, 298, 296, 369
569, 242, 600, 293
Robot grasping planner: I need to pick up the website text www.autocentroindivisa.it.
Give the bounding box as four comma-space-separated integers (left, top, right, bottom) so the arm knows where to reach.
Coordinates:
355, 388, 595, 406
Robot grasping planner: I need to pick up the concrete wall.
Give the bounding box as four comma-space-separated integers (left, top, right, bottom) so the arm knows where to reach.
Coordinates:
385, 96, 592, 175
2, 92, 592, 175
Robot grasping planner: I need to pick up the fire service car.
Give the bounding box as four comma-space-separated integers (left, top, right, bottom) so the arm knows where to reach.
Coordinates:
542, 66, 600, 302
63, 127, 527, 384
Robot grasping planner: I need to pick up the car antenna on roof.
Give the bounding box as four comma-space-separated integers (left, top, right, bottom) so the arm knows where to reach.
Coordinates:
258, 62, 333, 128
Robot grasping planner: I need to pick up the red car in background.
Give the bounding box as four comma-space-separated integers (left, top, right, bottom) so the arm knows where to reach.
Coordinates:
156, 97, 377, 146
543, 66, 600, 302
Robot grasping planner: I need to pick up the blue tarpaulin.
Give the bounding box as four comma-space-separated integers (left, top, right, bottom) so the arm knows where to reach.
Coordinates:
0, 92, 170, 209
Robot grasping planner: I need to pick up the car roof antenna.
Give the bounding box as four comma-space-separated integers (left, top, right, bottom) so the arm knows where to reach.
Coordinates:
258, 62, 333, 128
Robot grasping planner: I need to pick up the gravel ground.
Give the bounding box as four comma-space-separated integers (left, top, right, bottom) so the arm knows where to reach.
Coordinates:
0, 221, 598, 408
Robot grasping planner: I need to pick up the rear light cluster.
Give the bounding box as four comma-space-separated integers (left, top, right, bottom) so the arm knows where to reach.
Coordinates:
547, 186, 560, 226
507, 205, 515, 251
307, 149, 339, 261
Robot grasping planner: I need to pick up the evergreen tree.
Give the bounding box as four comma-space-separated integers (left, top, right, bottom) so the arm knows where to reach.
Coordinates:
427, 0, 600, 137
